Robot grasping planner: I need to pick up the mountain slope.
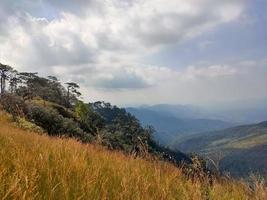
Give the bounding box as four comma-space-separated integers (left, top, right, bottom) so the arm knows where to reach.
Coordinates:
135, 104, 209, 119
127, 107, 234, 145
0, 112, 266, 199
173, 121, 267, 178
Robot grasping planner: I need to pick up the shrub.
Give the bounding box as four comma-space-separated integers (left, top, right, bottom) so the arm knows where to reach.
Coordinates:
27, 104, 61, 134
75, 101, 104, 134
27, 104, 90, 141
15, 117, 44, 133
0, 93, 27, 120
60, 117, 86, 138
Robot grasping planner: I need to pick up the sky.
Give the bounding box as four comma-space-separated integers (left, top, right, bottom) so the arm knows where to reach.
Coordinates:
0, 0, 266, 107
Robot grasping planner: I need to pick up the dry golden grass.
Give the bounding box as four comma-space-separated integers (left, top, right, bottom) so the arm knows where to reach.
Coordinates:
0, 111, 266, 200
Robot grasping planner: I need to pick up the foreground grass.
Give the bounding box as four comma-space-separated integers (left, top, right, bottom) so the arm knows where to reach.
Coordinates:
0, 113, 266, 200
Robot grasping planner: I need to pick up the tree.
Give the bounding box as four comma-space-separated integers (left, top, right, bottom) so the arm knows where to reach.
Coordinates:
15, 72, 67, 105
17, 72, 39, 99
27, 104, 86, 139
65, 82, 81, 106
0, 63, 13, 94
75, 101, 90, 123
47, 76, 58, 82
46, 75, 67, 105
75, 101, 104, 134
9, 69, 21, 94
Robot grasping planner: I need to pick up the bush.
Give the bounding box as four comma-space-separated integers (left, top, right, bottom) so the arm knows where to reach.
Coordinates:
60, 117, 85, 137
0, 93, 28, 120
27, 104, 61, 134
27, 104, 90, 140
75, 101, 104, 134
15, 117, 44, 133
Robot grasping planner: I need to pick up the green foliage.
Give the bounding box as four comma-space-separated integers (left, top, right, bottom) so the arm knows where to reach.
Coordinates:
75, 101, 104, 134
27, 104, 91, 141
91, 101, 151, 152
91, 101, 191, 164
17, 72, 69, 105
75, 101, 90, 122
15, 117, 44, 133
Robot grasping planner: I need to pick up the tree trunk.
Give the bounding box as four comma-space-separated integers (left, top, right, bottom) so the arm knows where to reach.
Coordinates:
0, 76, 3, 94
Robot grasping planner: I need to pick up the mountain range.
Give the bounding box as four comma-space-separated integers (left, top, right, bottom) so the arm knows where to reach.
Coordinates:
127, 104, 267, 178
172, 121, 267, 178
126, 105, 235, 145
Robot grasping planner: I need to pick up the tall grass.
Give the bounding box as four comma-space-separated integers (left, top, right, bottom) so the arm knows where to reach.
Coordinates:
0, 112, 266, 200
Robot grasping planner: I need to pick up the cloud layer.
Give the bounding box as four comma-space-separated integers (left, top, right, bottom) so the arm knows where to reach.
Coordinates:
0, 0, 244, 69
1, 0, 266, 105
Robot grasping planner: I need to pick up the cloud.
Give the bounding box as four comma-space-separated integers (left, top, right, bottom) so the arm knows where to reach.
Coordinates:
49, 59, 267, 106
2, 0, 263, 106
0, 0, 245, 67
83, 59, 267, 105
182, 65, 238, 80
51, 63, 173, 90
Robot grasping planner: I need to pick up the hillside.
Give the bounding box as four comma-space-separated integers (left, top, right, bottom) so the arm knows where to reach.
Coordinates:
1, 112, 266, 199
0, 64, 191, 167
127, 107, 234, 145
173, 121, 267, 178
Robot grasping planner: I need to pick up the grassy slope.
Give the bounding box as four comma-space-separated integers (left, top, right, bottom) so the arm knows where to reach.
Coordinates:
172, 122, 267, 178
0, 112, 266, 200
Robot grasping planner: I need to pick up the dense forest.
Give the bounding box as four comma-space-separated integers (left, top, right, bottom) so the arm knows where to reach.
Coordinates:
0, 62, 198, 171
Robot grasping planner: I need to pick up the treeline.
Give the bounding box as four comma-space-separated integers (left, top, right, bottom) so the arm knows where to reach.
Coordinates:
0, 63, 80, 106
0, 63, 194, 168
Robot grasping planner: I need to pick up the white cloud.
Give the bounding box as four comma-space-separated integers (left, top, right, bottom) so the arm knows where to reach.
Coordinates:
1, 0, 263, 106
82, 60, 267, 106
51, 63, 173, 90
182, 65, 237, 80
0, 0, 245, 67
42, 59, 267, 106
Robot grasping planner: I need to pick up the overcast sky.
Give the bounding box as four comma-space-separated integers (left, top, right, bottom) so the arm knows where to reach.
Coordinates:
0, 0, 266, 106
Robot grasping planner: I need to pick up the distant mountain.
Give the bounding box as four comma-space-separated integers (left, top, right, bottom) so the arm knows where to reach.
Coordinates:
137, 102, 267, 124
173, 121, 267, 178
202, 98, 267, 123
212, 106, 267, 124
126, 107, 234, 145
135, 104, 214, 119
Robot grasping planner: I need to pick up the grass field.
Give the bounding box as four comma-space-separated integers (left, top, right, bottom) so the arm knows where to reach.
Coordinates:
0, 112, 266, 200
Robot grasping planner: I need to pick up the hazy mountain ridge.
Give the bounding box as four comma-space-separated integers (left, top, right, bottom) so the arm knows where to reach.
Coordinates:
128, 104, 267, 178
135, 102, 267, 123
126, 106, 235, 145
172, 121, 267, 178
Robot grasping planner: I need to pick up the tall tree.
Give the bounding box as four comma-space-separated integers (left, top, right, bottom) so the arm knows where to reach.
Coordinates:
65, 82, 81, 106
9, 69, 21, 93
47, 76, 58, 82
17, 72, 38, 99
0, 63, 13, 94
46, 76, 69, 105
